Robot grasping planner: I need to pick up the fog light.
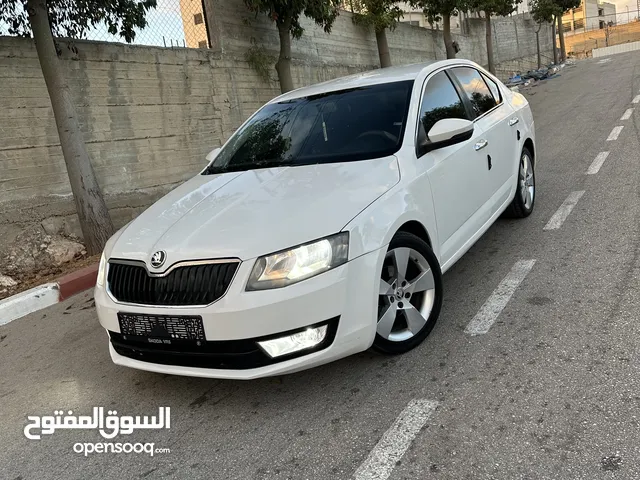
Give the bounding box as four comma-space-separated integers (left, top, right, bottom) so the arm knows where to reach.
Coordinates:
258, 325, 328, 358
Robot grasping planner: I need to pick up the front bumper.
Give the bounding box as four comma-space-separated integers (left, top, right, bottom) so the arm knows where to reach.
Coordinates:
95, 246, 386, 379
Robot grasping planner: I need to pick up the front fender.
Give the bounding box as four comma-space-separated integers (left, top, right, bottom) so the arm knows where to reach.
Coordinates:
343, 180, 440, 262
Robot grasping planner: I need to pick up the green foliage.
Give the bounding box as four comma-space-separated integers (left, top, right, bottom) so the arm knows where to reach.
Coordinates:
244, 0, 340, 39
530, 0, 562, 24
409, 0, 460, 24
245, 38, 275, 82
350, 0, 403, 33
553, 0, 580, 14
466, 0, 522, 17
0, 0, 157, 42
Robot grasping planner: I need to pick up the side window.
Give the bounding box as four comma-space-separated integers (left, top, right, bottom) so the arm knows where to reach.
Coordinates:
451, 67, 499, 118
481, 73, 502, 104
417, 71, 468, 145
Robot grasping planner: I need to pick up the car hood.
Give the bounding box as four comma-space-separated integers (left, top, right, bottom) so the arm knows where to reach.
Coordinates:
109, 157, 399, 266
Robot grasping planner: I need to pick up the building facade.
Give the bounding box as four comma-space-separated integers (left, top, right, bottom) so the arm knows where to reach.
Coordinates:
396, 0, 532, 31
180, 0, 209, 48
561, 0, 616, 35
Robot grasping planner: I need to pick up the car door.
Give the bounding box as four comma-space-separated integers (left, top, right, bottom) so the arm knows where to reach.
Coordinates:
414, 70, 492, 265
448, 67, 517, 215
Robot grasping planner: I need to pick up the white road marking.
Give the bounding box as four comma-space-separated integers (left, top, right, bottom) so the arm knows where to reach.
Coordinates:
633, 95, 640, 104
353, 399, 439, 480
543, 191, 585, 230
464, 260, 536, 336
606, 126, 623, 141
597, 58, 611, 63
621, 108, 634, 120
587, 151, 610, 175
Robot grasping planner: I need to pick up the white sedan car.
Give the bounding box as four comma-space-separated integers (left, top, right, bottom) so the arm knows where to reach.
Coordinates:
95, 59, 535, 379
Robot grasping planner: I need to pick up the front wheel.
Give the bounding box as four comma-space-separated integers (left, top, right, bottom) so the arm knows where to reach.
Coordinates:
504, 147, 535, 218
373, 232, 443, 355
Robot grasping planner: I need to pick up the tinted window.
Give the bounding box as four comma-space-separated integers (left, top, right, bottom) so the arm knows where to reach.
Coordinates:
417, 71, 468, 143
481, 73, 501, 103
451, 67, 498, 117
203, 81, 414, 175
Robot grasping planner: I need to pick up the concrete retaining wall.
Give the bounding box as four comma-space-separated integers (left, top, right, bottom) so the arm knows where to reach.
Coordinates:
592, 40, 640, 57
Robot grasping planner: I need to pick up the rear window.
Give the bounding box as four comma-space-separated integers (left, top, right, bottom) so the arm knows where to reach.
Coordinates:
203, 81, 414, 174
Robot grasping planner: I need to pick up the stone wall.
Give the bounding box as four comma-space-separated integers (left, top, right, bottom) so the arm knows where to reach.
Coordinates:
0, 5, 552, 243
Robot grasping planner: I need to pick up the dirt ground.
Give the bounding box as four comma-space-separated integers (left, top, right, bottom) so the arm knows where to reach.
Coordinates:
0, 254, 100, 301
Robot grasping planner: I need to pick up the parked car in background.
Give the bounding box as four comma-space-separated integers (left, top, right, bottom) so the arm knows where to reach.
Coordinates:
94, 59, 536, 379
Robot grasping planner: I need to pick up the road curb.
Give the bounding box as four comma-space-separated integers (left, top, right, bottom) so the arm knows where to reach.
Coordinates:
58, 264, 99, 301
0, 263, 98, 326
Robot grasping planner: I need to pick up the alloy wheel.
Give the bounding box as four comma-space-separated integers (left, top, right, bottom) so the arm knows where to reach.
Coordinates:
520, 152, 535, 210
377, 247, 436, 342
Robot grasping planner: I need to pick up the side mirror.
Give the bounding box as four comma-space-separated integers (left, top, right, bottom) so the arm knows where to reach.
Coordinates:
418, 118, 474, 156
206, 147, 221, 163
428, 118, 474, 144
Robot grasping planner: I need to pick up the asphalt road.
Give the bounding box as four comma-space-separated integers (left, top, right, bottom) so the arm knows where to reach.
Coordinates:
2, 53, 640, 480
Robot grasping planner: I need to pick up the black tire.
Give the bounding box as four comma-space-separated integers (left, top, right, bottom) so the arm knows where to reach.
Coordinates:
372, 231, 443, 355
504, 146, 535, 218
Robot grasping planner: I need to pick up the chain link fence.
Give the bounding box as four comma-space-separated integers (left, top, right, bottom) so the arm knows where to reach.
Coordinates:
0, 0, 210, 48
562, 10, 640, 56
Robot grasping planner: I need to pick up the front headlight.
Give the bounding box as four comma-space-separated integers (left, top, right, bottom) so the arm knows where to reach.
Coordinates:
246, 232, 349, 291
96, 252, 107, 287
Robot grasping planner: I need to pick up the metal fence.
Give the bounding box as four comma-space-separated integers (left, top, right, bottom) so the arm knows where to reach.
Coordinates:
0, 0, 211, 49
562, 10, 640, 56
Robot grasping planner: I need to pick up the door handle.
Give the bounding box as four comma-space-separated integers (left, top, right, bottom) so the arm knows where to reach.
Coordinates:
474, 139, 489, 151
509, 117, 519, 126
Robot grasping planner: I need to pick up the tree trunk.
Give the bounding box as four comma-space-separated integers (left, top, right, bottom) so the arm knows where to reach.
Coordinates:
26, 0, 114, 255
557, 15, 566, 62
443, 15, 456, 59
535, 27, 541, 69
485, 13, 495, 74
275, 19, 293, 93
375, 28, 392, 68
551, 17, 558, 64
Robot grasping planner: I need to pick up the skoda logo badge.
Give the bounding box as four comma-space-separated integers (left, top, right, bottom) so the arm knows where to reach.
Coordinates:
150, 250, 167, 268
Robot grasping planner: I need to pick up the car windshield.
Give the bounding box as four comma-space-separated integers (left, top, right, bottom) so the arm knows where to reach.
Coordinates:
202, 80, 414, 175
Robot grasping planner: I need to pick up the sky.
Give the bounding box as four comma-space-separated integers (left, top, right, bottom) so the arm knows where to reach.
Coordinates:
84, 9, 187, 48
0, 0, 188, 48
611, 0, 640, 22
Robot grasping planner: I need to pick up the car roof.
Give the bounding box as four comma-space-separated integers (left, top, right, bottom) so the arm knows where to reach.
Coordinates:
269, 59, 480, 103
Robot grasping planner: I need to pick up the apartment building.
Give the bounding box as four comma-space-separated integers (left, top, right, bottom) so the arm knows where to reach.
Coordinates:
180, 0, 209, 48
561, 0, 616, 35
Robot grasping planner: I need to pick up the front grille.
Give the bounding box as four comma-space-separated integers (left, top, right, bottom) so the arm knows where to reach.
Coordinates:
107, 261, 238, 306
109, 317, 339, 370
110, 331, 270, 369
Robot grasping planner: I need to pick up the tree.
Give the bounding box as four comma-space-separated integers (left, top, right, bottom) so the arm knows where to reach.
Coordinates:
1, 0, 157, 255
551, 13, 557, 63
467, 0, 522, 74
554, 0, 580, 61
410, 0, 462, 58
350, 0, 402, 67
244, 0, 340, 93
530, 0, 561, 67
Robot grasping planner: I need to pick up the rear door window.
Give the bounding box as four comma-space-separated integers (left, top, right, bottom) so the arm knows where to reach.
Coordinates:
450, 67, 499, 118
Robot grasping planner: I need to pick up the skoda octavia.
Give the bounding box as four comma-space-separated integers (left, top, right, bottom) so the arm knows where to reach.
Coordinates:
95, 59, 536, 379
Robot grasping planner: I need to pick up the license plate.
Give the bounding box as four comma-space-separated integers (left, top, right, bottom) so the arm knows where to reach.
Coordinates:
118, 313, 205, 343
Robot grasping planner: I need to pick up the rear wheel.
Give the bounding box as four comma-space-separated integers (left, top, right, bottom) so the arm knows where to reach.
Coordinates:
373, 232, 443, 354
504, 147, 535, 218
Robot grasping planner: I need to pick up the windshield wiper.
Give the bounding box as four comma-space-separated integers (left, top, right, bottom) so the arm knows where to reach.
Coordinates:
203, 160, 292, 175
